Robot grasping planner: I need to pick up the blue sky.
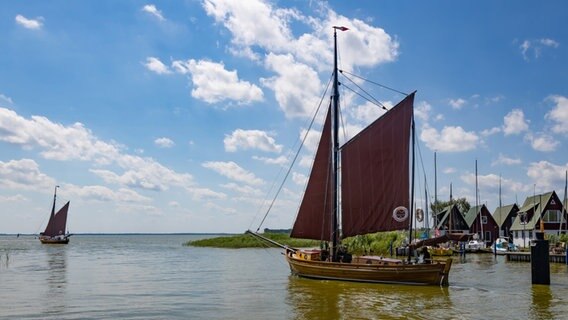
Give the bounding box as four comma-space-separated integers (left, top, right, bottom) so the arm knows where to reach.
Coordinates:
1, 0, 567, 233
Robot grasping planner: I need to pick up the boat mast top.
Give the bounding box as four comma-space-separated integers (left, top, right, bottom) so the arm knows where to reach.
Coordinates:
51, 185, 59, 217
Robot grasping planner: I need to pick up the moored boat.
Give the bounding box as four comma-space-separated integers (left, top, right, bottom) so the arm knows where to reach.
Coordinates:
248, 26, 452, 286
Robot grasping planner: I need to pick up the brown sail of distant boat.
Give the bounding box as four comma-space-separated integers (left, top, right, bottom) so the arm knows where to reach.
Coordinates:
248, 26, 452, 286
39, 186, 71, 244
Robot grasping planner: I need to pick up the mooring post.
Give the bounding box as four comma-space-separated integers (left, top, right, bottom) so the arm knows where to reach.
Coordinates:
531, 231, 550, 285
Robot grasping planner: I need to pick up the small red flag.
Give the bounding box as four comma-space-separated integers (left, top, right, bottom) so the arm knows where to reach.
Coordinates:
333, 26, 349, 31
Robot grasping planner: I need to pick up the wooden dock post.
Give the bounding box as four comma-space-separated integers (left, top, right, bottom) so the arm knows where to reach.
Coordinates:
531, 231, 550, 285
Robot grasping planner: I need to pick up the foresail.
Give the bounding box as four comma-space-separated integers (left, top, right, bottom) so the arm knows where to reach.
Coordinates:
341, 93, 414, 237
291, 108, 333, 241
43, 201, 70, 237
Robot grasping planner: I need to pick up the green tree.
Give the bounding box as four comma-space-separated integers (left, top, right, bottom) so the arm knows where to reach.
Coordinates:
431, 197, 471, 215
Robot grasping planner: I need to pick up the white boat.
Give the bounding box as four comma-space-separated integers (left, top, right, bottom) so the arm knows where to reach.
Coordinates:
493, 237, 516, 254
465, 239, 484, 252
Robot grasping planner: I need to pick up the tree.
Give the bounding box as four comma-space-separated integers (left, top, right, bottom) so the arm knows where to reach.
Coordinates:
431, 197, 471, 216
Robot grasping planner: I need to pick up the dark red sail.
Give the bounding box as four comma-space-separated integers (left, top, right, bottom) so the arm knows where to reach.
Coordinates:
43, 201, 70, 237
291, 109, 333, 240
341, 93, 414, 237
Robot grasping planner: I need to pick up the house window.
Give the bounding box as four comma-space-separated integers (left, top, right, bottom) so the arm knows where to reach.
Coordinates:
515, 231, 518, 238
484, 231, 491, 242
542, 210, 561, 223
529, 230, 533, 239
481, 216, 488, 224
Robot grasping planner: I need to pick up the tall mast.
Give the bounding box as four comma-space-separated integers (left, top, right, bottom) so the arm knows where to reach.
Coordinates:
51, 185, 59, 218
499, 174, 502, 236
476, 159, 484, 241
408, 119, 415, 263
434, 152, 438, 228
330, 27, 345, 261
562, 171, 567, 234
449, 182, 453, 232
424, 175, 429, 234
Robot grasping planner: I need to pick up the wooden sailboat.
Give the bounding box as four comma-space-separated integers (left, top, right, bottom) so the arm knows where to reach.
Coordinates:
39, 186, 71, 244
249, 26, 451, 286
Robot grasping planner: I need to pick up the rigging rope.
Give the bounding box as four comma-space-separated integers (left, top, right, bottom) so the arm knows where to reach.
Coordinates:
340, 74, 389, 111
255, 74, 334, 232
340, 69, 409, 96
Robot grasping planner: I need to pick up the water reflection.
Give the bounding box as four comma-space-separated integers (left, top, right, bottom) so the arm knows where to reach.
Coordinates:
530, 285, 553, 320
43, 246, 67, 316
286, 276, 453, 320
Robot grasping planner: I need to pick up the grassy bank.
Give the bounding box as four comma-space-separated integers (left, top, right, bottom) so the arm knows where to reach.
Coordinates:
185, 230, 407, 254
184, 232, 319, 249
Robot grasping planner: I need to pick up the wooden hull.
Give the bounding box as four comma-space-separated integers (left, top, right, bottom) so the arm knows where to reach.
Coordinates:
285, 250, 452, 286
39, 236, 69, 244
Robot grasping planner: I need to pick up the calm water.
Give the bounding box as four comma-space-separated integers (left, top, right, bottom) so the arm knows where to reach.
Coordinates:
1, 234, 567, 319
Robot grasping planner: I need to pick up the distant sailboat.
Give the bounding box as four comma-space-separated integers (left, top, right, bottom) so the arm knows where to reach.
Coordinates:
39, 186, 71, 244
248, 26, 452, 286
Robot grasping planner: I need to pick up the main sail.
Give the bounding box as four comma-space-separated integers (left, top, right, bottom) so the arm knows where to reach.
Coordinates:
43, 201, 70, 237
341, 92, 414, 237
291, 109, 333, 240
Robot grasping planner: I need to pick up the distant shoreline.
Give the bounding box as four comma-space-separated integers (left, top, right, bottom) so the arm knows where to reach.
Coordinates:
0, 233, 235, 236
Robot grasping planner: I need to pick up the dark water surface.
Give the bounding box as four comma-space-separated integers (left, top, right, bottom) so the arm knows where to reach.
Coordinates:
1, 234, 567, 319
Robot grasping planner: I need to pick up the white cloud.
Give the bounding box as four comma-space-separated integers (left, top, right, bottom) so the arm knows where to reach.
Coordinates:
224, 129, 282, 153
260, 53, 322, 117
502, 109, 529, 136
420, 125, 479, 152
142, 4, 165, 21
292, 172, 308, 186
449, 98, 466, 110
204, 201, 237, 215
527, 161, 568, 189
67, 185, 152, 203
202, 0, 399, 116
0, 194, 27, 202
461, 172, 527, 195
202, 161, 264, 186
221, 182, 263, 196
414, 101, 432, 122
0, 159, 55, 190
519, 38, 560, 61
349, 101, 388, 124
154, 137, 175, 148
520, 40, 531, 61
491, 153, 521, 166
187, 187, 227, 200
90, 154, 194, 191
0, 108, 197, 192
524, 132, 559, 152
0, 94, 14, 106
0, 107, 119, 164
480, 127, 501, 137
15, 14, 43, 30
443, 167, 456, 174
144, 57, 171, 74
540, 38, 559, 48
252, 155, 289, 166
546, 95, 568, 135
172, 59, 263, 104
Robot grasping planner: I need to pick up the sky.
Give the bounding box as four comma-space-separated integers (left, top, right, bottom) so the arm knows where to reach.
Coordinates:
1, 0, 567, 234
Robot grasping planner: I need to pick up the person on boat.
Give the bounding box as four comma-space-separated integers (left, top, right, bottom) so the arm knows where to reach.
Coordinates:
422, 247, 431, 263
